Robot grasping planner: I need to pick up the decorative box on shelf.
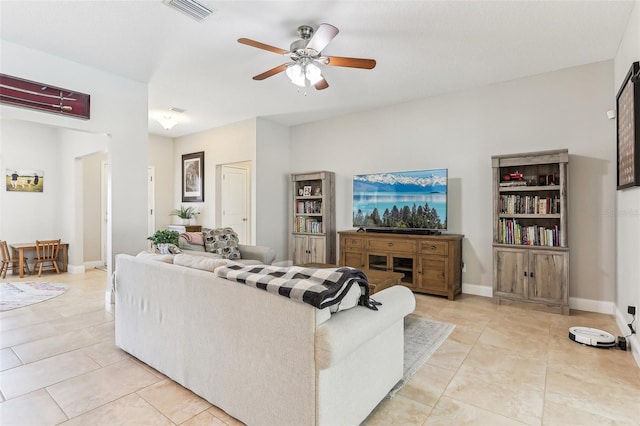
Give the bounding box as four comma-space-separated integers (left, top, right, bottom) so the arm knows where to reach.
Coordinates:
166, 224, 202, 233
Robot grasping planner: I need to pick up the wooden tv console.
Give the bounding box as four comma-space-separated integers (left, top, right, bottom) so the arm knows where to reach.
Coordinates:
338, 230, 464, 300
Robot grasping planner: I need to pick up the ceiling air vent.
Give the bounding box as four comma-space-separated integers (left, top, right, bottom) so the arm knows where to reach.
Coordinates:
163, 0, 214, 22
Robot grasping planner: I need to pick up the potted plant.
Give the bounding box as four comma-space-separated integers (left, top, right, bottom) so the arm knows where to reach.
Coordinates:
170, 205, 199, 225
147, 229, 179, 247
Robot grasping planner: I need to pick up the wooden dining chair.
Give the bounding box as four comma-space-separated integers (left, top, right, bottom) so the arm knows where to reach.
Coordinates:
0, 240, 30, 278
33, 239, 61, 277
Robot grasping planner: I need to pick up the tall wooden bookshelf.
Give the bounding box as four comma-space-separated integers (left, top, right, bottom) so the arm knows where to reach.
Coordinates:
289, 171, 336, 264
492, 149, 570, 315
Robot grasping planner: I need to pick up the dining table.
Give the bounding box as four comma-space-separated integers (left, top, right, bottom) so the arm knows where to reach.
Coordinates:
10, 242, 69, 278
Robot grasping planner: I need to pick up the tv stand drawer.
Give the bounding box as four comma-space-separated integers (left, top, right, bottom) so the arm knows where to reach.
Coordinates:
341, 236, 364, 249
367, 239, 416, 253
418, 240, 448, 255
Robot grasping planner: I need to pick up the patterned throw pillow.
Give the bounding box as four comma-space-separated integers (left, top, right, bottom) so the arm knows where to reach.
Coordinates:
202, 227, 241, 260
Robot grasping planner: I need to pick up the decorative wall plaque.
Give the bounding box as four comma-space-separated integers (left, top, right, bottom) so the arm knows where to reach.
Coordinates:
616, 61, 640, 189
0, 74, 90, 119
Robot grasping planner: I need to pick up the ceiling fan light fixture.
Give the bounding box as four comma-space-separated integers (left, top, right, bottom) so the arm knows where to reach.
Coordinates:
286, 64, 306, 87
305, 63, 323, 85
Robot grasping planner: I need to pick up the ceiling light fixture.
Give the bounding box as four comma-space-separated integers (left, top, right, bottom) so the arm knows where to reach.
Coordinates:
157, 115, 178, 130
286, 61, 323, 88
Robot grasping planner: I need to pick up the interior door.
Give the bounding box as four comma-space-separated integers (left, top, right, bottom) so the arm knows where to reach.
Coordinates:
220, 165, 249, 244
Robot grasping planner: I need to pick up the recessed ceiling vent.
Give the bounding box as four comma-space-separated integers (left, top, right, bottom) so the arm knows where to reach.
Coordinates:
163, 0, 214, 22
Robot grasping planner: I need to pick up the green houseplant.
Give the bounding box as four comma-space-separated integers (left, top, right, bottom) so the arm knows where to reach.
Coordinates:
169, 205, 199, 224
147, 230, 179, 247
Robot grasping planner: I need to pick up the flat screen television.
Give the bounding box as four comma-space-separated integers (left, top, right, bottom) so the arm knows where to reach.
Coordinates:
353, 168, 447, 233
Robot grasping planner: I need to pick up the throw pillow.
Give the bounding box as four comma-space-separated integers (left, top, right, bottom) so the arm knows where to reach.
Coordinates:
202, 227, 242, 260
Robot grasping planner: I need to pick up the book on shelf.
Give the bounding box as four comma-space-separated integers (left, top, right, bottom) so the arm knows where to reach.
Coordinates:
499, 194, 560, 214
498, 218, 560, 247
294, 216, 323, 234
296, 200, 322, 214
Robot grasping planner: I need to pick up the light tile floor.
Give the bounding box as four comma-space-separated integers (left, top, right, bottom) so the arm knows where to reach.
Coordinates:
1, 269, 639, 425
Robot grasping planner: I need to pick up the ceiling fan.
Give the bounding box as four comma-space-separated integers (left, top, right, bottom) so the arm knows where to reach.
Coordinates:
238, 23, 376, 91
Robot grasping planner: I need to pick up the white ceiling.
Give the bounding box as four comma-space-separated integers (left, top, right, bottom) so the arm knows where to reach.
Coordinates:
0, 0, 635, 137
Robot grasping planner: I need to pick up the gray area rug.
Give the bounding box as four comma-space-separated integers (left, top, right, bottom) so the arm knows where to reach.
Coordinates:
387, 315, 455, 398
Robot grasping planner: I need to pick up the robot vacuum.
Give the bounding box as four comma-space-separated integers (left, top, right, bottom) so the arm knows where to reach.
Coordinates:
568, 326, 616, 348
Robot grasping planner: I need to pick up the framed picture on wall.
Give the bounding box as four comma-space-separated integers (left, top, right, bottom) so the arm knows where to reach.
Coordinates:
182, 151, 204, 202
616, 61, 640, 190
5, 168, 44, 192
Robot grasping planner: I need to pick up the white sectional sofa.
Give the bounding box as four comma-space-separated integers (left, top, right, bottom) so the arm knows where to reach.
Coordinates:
114, 253, 415, 426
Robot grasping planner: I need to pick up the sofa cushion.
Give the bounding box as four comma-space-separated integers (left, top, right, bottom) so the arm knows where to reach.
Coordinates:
136, 251, 174, 263
202, 227, 241, 260
174, 253, 229, 272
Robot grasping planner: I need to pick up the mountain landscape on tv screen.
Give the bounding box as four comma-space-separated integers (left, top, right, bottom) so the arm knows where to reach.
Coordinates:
353, 170, 447, 230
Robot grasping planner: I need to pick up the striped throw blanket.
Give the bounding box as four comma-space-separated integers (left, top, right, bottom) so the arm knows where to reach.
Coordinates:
215, 264, 381, 311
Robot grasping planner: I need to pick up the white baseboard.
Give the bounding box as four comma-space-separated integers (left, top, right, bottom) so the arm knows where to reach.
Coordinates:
461, 286, 617, 316
569, 297, 615, 315
615, 307, 640, 369
83, 260, 104, 269
462, 283, 493, 298
67, 264, 85, 274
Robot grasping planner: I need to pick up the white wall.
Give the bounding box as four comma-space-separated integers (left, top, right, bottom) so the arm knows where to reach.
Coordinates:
173, 119, 257, 240
0, 121, 107, 269
1, 121, 61, 245
613, 0, 640, 366
149, 134, 175, 231
290, 61, 617, 308
1, 40, 149, 287
255, 118, 290, 261
172, 118, 290, 260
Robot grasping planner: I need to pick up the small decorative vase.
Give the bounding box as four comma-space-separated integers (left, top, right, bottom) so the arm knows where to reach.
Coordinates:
179, 218, 188, 225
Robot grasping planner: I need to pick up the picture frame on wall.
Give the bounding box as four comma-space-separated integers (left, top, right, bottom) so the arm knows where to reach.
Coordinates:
5, 168, 44, 192
616, 61, 640, 190
182, 151, 204, 202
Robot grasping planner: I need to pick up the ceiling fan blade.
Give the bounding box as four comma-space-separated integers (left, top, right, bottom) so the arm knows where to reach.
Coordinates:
252, 64, 288, 80
306, 23, 339, 53
314, 78, 329, 90
326, 56, 376, 69
238, 38, 288, 55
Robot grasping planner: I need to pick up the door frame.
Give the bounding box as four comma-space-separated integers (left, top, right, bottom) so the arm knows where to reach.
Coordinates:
101, 160, 108, 266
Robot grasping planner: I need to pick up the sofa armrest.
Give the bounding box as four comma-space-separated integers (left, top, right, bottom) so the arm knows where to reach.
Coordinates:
238, 244, 276, 265
315, 285, 415, 370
